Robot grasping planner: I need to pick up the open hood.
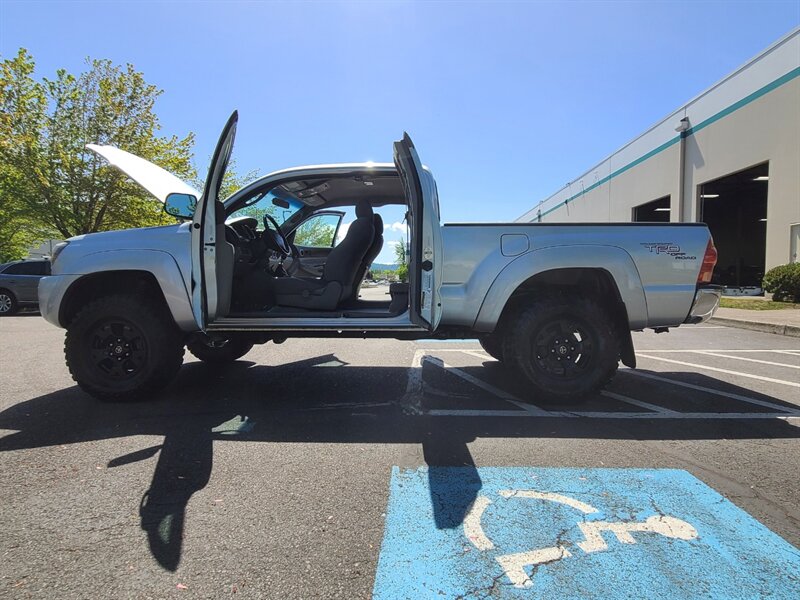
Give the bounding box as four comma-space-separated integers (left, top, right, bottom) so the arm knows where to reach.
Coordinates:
86, 144, 201, 203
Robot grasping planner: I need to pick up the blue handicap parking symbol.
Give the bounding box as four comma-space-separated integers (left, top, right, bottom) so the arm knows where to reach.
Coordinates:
373, 467, 800, 599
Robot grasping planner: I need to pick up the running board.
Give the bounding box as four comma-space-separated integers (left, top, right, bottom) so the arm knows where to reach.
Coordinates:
207, 314, 426, 332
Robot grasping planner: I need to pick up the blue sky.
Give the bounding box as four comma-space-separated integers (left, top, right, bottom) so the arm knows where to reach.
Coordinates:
2, 1, 798, 263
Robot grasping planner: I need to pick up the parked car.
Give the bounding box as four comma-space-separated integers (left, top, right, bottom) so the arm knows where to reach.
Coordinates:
0, 259, 51, 315
39, 111, 720, 403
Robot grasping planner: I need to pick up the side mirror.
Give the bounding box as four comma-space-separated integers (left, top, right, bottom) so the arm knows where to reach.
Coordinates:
164, 193, 197, 219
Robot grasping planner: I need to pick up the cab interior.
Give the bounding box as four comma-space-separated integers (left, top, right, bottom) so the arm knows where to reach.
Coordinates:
214, 172, 411, 320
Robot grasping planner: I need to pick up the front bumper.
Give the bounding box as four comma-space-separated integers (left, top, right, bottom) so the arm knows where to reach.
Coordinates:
38, 274, 82, 328
684, 285, 722, 324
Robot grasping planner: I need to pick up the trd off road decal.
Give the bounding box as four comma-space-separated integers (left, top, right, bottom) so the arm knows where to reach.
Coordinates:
641, 242, 697, 260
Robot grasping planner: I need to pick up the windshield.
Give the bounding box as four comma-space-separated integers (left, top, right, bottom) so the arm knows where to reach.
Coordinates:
227, 191, 303, 230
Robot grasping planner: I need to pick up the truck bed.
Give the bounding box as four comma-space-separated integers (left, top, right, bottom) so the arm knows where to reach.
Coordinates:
438, 222, 712, 331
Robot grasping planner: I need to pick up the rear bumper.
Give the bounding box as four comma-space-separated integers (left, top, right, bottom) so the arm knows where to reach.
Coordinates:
684, 285, 722, 324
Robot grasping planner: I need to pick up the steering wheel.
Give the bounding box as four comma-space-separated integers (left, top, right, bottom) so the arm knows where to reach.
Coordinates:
262, 214, 293, 257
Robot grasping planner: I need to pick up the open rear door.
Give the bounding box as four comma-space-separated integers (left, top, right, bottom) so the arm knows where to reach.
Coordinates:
191, 110, 238, 330
393, 133, 442, 329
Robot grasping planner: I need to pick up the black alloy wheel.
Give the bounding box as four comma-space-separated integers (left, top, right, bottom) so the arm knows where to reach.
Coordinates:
65, 294, 184, 402
88, 319, 148, 380
502, 296, 620, 404
531, 317, 594, 379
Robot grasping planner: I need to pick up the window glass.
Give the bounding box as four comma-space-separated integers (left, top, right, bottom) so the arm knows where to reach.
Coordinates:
228, 191, 303, 230
4, 261, 45, 275
294, 214, 341, 248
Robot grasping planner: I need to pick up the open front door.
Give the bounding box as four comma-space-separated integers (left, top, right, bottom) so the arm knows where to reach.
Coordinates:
191, 111, 238, 331
393, 133, 443, 329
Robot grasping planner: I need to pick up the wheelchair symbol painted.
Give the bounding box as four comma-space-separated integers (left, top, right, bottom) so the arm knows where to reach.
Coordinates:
464, 490, 698, 588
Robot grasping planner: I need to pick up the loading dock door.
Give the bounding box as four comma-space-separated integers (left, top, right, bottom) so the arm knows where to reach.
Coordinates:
633, 196, 671, 222
700, 163, 768, 288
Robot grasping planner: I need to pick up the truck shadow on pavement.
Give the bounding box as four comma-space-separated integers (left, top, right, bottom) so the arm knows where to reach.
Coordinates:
1, 354, 798, 571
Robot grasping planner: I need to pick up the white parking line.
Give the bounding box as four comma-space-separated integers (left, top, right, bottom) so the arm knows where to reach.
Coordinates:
462, 350, 494, 361
426, 410, 800, 420
636, 354, 800, 388
409, 348, 800, 420
773, 350, 800, 357
424, 355, 558, 417
687, 350, 800, 369
639, 349, 800, 353
428, 409, 540, 417
600, 390, 679, 415
402, 349, 426, 414
621, 369, 799, 412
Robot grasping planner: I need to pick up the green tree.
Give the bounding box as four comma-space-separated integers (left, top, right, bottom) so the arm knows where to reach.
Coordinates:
194, 156, 259, 202
294, 218, 336, 247
394, 238, 408, 283
0, 49, 54, 261
0, 48, 196, 243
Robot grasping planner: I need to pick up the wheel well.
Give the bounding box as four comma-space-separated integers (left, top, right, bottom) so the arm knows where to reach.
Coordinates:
497, 268, 636, 368
59, 271, 170, 327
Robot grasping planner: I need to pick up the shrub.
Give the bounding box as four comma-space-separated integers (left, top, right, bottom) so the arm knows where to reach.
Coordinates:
762, 262, 800, 302
397, 263, 409, 283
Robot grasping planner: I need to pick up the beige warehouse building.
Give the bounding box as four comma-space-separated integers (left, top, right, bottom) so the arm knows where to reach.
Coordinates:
518, 28, 800, 291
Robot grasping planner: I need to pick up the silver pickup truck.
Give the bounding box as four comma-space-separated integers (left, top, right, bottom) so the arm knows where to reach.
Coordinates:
39, 112, 720, 403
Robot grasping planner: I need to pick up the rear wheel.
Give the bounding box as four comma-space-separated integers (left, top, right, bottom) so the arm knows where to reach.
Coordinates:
479, 334, 504, 362
0, 290, 18, 316
65, 295, 184, 402
187, 337, 253, 364
502, 296, 619, 404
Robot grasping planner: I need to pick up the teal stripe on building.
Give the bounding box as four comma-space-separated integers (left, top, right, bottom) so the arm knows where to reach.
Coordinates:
535, 66, 800, 221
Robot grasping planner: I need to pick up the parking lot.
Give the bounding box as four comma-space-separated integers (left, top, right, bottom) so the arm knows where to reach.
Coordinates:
1, 314, 799, 598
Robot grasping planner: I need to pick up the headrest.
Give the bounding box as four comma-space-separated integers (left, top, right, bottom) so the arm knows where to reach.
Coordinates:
373, 213, 384, 231
355, 199, 373, 219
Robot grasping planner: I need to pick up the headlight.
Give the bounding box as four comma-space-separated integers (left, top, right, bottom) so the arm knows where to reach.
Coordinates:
50, 241, 69, 265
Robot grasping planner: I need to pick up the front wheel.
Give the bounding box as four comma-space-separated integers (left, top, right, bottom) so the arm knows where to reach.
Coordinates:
65, 295, 184, 402
502, 297, 619, 404
187, 337, 253, 364
0, 290, 18, 316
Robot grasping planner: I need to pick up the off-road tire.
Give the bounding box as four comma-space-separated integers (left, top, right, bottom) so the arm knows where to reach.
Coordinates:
479, 334, 504, 362
187, 338, 253, 364
0, 290, 18, 316
65, 294, 184, 402
501, 296, 619, 404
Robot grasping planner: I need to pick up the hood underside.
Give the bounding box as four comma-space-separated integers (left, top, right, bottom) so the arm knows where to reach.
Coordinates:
87, 144, 201, 203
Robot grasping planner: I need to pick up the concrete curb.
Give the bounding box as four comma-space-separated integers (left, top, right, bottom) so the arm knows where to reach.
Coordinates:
709, 316, 800, 338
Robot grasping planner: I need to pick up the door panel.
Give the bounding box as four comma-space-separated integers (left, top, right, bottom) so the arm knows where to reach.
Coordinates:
392, 134, 442, 329
20, 276, 40, 302
191, 111, 238, 330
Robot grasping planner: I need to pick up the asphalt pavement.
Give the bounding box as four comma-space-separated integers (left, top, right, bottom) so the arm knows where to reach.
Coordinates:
1, 313, 798, 599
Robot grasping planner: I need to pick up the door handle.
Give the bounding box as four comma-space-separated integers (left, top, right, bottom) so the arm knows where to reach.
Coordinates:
421, 260, 433, 271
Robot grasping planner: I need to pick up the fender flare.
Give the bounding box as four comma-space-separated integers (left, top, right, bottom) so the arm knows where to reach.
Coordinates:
61, 249, 196, 331
473, 245, 648, 332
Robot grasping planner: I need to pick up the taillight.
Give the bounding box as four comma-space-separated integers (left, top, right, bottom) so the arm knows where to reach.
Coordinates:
698, 238, 717, 284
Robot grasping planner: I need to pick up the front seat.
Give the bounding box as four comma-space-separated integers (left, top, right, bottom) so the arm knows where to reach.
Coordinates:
266, 200, 376, 310
343, 213, 384, 305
